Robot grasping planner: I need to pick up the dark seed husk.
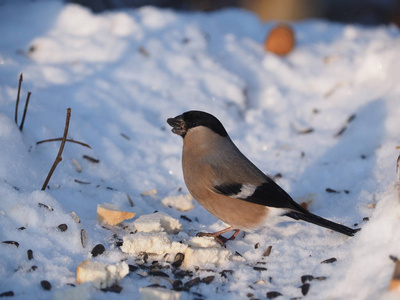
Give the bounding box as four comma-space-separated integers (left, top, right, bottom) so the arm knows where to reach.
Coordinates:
266, 291, 282, 298
301, 275, 314, 283
172, 280, 183, 291
18, 227, 26, 231
0, 291, 14, 297
29, 265, 38, 272
58, 224, 68, 232
254, 243, 260, 249
38, 203, 53, 211
321, 257, 337, 264
83, 155, 99, 163
128, 265, 138, 272
180, 215, 192, 222
149, 270, 169, 278
263, 246, 272, 257
220, 270, 234, 278
315, 276, 327, 281
2, 241, 19, 248
183, 277, 200, 291
202, 276, 215, 284
41, 280, 51, 291
301, 283, 310, 296
101, 284, 122, 293
253, 267, 267, 271
172, 253, 184, 268
173, 269, 193, 279
81, 229, 88, 248
27, 250, 33, 260
325, 188, 339, 193
91, 244, 105, 257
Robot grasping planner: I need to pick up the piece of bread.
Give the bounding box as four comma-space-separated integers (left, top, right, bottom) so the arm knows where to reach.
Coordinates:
76, 260, 129, 289
97, 204, 135, 226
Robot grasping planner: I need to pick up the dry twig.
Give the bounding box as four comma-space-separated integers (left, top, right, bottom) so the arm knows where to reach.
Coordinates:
41, 108, 71, 190
15, 73, 23, 124
36, 138, 91, 149
19, 92, 31, 131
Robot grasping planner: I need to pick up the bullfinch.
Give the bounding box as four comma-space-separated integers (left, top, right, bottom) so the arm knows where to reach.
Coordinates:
167, 110, 357, 246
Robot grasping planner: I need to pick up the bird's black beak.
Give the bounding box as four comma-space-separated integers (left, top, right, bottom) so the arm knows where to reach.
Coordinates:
167, 114, 187, 137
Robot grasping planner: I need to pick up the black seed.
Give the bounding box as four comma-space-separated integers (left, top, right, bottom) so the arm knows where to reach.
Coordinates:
246, 293, 254, 298
18, 227, 26, 231
129, 264, 138, 272
315, 276, 327, 281
354, 223, 358, 227
58, 224, 68, 232
2, 241, 19, 248
82, 155, 99, 163
363, 217, 370, 222
91, 244, 105, 257
173, 269, 193, 279
27, 250, 33, 260
41, 280, 51, 291
235, 251, 243, 257
263, 245, 272, 257
180, 215, 192, 222
172, 253, 185, 268
143, 253, 149, 263
253, 267, 267, 271
101, 285, 123, 293
202, 276, 215, 284
301, 283, 310, 296
29, 265, 38, 272
81, 229, 88, 248
0, 291, 14, 297
325, 188, 339, 193
149, 270, 169, 278
321, 257, 337, 264
172, 280, 183, 290
266, 291, 282, 298
254, 243, 260, 249
301, 275, 314, 283
344, 190, 350, 194
38, 203, 53, 211
220, 270, 234, 278
183, 277, 200, 290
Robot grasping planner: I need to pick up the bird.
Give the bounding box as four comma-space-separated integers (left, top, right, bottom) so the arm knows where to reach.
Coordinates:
167, 110, 357, 246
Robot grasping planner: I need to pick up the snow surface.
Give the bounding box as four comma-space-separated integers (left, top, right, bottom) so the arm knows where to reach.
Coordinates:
1, 1, 400, 299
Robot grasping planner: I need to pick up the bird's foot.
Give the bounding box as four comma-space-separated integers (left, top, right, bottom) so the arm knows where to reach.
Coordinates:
196, 228, 240, 247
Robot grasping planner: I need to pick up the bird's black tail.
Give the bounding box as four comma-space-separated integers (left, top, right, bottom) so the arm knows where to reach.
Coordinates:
285, 211, 357, 236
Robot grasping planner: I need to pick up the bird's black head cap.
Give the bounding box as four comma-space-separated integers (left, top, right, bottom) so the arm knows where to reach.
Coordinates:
167, 110, 228, 137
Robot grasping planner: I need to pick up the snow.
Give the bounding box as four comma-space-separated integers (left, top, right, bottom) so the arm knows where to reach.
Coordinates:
1, 0, 400, 299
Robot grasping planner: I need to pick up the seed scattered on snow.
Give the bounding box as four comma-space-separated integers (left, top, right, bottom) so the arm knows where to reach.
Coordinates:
266, 291, 282, 298
40, 280, 51, 291
70, 211, 80, 223
82, 155, 99, 163
91, 244, 105, 257
29, 265, 38, 272
202, 276, 215, 284
254, 243, 260, 249
72, 158, 82, 172
263, 245, 272, 257
27, 249, 33, 260
140, 189, 157, 196
172, 253, 185, 268
325, 188, 339, 193
253, 266, 267, 272
127, 194, 134, 207
2, 241, 19, 248
18, 227, 26, 231
301, 275, 314, 283
301, 283, 310, 296
58, 224, 68, 232
80, 229, 88, 248
0, 291, 14, 297
101, 284, 123, 293
183, 277, 201, 291
38, 203, 53, 211
321, 257, 337, 264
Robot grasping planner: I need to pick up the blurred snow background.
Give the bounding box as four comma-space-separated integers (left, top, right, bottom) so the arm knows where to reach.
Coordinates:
0, 0, 400, 299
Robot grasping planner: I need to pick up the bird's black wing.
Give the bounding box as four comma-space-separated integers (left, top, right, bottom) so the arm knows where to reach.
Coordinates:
213, 178, 307, 213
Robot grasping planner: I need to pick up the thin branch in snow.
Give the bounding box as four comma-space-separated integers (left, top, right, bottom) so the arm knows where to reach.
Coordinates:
19, 92, 31, 131
41, 108, 71, 191
36, 138, 91, 149
15, 73, 23, 125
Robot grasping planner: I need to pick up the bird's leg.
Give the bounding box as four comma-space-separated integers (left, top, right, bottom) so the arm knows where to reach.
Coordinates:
196, 227, 240, 246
